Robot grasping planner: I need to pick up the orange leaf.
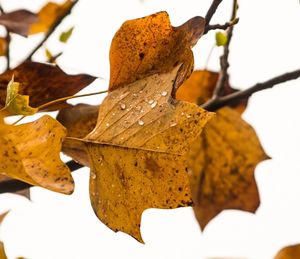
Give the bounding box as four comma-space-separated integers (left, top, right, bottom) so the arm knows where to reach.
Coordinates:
29, 0, 73, 35
176, 70, 247, 113
275, 244, 300, 259
177, 70, 267, 229
109, 11, 205, 91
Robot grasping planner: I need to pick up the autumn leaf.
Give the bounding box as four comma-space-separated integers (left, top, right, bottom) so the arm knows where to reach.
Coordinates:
59, 27, 74, 43
0, 38, 7, 56
177, 70, 267, 229
57, 104, 99, 166
109, 11, 205, 91
29, 0, 74, 35
0, 61, 96, 112
4, 76, 37, 115
80, 66, 213, 242
275, 244, 300, 259
0, 10, 38, 37
176, 70, 247, 113
0, 115, 74, 194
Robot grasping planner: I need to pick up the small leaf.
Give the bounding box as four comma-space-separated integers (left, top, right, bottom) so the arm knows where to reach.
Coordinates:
59, 27, 74, 43
215, 31, 228, 46
4, 76, 38, 115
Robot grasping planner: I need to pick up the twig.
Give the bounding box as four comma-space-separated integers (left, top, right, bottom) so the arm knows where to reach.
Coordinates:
205, 0, 223, 27
202, 68, 300, 111
0, 160, 84, 194
211, 0, 238, 98
25, 0, 78, 61
0, 4, 10, 71
205, 17, 239, 33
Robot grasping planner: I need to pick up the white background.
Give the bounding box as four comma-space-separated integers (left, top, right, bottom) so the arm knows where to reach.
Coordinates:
0, 0, 300, 258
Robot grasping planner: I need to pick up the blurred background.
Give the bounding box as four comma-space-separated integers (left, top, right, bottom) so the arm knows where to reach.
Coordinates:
0, 0, 300, 258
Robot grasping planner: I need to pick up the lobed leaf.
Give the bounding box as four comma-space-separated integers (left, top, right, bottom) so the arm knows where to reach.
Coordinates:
82, 66, 213, 242
177, 70, 268, 229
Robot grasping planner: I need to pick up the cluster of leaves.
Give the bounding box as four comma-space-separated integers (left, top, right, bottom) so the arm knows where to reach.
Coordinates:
0, 0, 300, 257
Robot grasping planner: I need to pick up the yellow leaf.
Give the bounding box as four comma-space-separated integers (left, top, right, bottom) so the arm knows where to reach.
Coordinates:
0, 115, 74, 194
4, 76, 37, 115
109, 11, 205, 91
29, 0, 73, 34
81, 66, 213, 242
0, 242, 7, 259
177, 70, 268, 229
275, 244, 300, 259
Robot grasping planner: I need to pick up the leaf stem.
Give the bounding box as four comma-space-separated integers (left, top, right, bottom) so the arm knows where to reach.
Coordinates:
211, 0, 238, 99
37, 90, 108, 110
25, 0, 79, 61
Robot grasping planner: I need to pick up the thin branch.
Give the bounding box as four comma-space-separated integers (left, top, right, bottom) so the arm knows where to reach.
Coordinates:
0, 4, 10, 71
202, 68, 300, 111
211, 0, 238, 98
205, 17, 239, 33
66, 160, 83, 171
205, 0, 223, 27
0, 160, 84, 194
25, 0, 79, 61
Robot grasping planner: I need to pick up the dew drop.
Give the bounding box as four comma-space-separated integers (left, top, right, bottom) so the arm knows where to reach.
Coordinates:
112, 113, 115, 116
120, 103, 126, 110
106, 123, 110, 127
186, 114, 191, 118
148, 100, 154, 104
138, 119, 144, 126
170, 122, 177, 127
151, 100, 157, 108
161, 91, 167, 96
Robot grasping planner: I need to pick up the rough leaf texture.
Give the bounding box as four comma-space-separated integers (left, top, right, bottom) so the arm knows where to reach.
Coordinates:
177, 70, 267, 229
83, 67, 213, 242
0, 115, 74, 194
109, 11, 205, 91
0, 61, 96, 112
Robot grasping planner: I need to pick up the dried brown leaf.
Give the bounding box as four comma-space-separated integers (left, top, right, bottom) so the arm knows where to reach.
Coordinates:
0, 61, 96, 112
0, 10, 38, 37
